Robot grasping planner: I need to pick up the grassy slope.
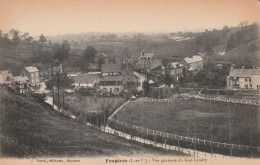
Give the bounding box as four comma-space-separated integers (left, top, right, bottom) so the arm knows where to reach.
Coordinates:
0, 86, 181, 158
114, 98, 259, 147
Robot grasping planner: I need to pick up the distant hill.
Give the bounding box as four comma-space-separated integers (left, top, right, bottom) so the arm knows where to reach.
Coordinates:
0, 86, 180, 157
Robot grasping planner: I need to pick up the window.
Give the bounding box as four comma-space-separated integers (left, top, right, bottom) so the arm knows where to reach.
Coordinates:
245, 78, 248, 82
245, 84, 248, 89
249, 78, 251, 82
249, 84, 252, 88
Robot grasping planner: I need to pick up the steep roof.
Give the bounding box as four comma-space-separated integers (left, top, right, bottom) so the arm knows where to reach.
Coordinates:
139, 52, 156, 59
1, 70, 13, 80
88, 63, 99, 70
13, 76, 28, 83
75, 74, 99, 84
184, 55, 203, 64
229, 69, 260, 78
96, 52, 108, 58
101, 63, 121, 73
26, 66, 39, 73
100, 75, 124, 82
169, 62, 183, 69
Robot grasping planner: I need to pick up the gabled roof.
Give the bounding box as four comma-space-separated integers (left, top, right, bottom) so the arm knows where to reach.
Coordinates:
75, 74, 99, 84
184, 55, 203, 64
1, 70, 13, 80
100, 75, 124, 82
26, 66, 39, 73
96, 52, 108, 58
88, 63, 99, 70
139, 52, 155, 59
229, 69, 260, 78
169, 62, 183, 69
13, 76, 28, 83
101, 63, 121, 73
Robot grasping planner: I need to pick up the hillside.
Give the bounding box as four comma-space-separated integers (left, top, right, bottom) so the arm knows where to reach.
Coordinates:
0, 86, 180, 158
0, 24, 259, 75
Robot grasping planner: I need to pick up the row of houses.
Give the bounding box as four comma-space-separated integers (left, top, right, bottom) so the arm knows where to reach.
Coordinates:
136, 50, 204, 82
226, 65, 260, 90
0, 66, 40, 94
70, 62, 138, 95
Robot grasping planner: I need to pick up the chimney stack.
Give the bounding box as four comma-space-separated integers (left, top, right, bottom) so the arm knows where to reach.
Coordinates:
231, 64, 235, 71
242, 66, 245, 69
141, 50, 145, 56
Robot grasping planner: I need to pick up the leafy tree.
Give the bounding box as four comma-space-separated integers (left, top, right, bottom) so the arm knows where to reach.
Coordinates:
142, 80, 150, 96
38, 34, 47, 44
53, 40, 70, 62
83, 46, 96, 64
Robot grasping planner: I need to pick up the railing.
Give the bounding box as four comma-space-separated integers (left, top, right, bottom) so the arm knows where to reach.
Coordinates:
107, 98, 260, 157
108, 118, 260, 157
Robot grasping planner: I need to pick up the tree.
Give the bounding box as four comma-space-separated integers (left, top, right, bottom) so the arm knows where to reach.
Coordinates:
9, 29, 20, 43
53, 40, 70, 62
9, 29, 20, 55
97, 57, 105, 69
38, 34, 47, 44
21, 32, 29, 41
142, 80, 150, 97
83, 46, 96, 64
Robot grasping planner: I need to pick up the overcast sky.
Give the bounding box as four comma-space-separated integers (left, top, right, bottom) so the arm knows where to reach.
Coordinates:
0, 0, 259, 36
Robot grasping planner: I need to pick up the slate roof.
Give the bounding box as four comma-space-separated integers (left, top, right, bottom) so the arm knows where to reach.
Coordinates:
229, 69, 260, 78
101, 63, 121, 73
26, 66, 39, 73
139, 52, 156, 59
169, 62, 183, 68
1, 70, 13, 80
184, 55, 203, 64
13, 76, 28, 83
75, 74, 99, 84
100, 75, 124, 82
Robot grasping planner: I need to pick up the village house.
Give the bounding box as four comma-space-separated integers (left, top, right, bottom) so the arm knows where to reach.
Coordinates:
181, 55, 203, 72
101, 63, 122, 76
11, 76, 31, 94
137, 50, 162, 73
99, 75, 124, 95
74, 73, 100, 88
0, 70, 13, 85
88, 63, 100, 72
226, 66, 260, 90
95, 52, 109, 64
166, 62, 184, 81
23, 66, 40, 87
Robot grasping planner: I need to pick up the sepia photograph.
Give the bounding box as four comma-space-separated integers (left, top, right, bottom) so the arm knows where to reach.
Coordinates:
0, 0, 259, 164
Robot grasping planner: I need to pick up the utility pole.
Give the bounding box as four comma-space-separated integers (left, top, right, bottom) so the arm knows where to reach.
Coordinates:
103, 104, 106, 131
52, 61, 55, 109
193, 105, 197, 156
250, 109, 253, 158
131, 117, 134, 140
228, 101, 232, 156
97, 113, 99, 128
57, 72, 60, 112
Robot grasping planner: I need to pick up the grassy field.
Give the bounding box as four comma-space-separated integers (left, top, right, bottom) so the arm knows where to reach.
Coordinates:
0, 86, 182, 157
63, 95, 125, 114
113, 98, 259, 147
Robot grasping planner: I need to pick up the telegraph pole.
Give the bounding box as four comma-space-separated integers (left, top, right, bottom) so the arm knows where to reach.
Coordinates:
193, 102, 197, 156
52, 61, 55, 109
103, 104, 106, 131
250, 109, 253, 158
228, 101, 232, 156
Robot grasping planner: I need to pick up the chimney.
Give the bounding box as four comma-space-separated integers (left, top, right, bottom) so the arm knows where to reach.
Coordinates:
242, 66, 245, 69
230, 64, 235, 71
141, 50, 145, 56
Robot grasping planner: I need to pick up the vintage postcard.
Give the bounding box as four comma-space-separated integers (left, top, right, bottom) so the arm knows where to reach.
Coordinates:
0, 0, 259, 164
